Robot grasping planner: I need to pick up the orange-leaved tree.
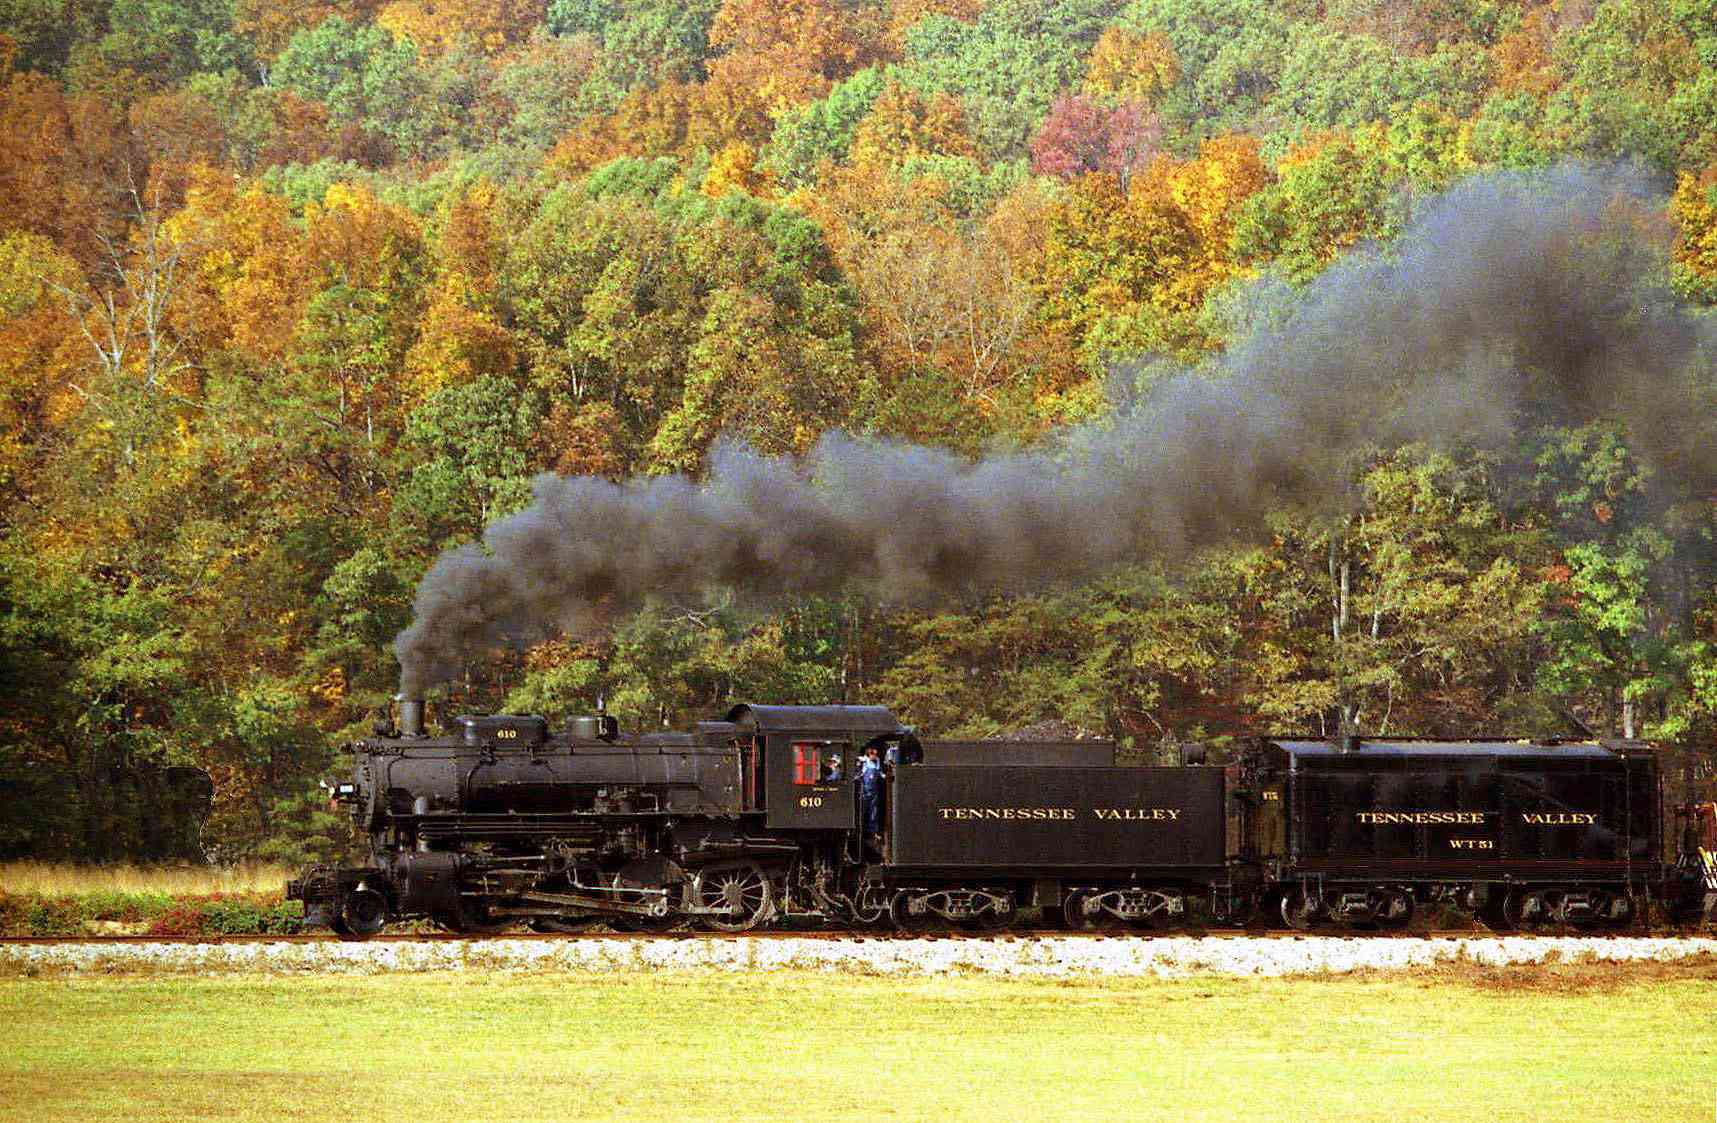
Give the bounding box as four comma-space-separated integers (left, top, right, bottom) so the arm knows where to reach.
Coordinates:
707, 0, 883, 111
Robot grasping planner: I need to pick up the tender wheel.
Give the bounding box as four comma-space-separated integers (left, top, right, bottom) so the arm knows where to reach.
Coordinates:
968, 891, 1018, 932
1600, 893, 1637, 930
1063, 890, 1103, 932
1584, 890, 1635, 929
1212, 893, 1257, 929
1127, 891, 1179, 931
1375, 889, 1415, 931
890, 890, 935, 933
1499, 888, 1543, 930
1280, 889, 1318, 931
696, 863, 773, 933
1479, 895, 1511, 931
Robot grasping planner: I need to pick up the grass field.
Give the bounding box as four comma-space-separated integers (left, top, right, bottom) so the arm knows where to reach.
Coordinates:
0, 862, 295, 896
0, 963, 1712, 1122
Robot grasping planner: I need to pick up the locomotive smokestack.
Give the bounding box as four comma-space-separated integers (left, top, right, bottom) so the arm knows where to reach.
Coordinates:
397, 695, 425, 738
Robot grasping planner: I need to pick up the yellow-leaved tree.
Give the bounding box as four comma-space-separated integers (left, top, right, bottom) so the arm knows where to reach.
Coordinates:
376, 0, 547, 57
1083, 26, 1179, 106
849, 82, 976, 168
0, 231, 85, 506
1671, 168, 1717, 304
404, 182, 516, 398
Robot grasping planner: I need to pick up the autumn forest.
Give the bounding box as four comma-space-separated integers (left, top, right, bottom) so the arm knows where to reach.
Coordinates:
4, 0, 1717, 861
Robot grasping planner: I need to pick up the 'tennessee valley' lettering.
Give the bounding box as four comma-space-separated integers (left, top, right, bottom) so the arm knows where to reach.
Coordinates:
1355, 811, 1486, 824
1354, 810, 1599, 825
1092, 808, 1181, 820
938, 807, 1076, 820
934, 807, 1183, 821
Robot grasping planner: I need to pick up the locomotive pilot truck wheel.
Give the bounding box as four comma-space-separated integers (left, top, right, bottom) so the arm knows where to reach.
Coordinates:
334, 887, 388, 940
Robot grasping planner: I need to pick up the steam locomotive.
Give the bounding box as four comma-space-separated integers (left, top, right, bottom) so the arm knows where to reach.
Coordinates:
287, 698, 1709, 936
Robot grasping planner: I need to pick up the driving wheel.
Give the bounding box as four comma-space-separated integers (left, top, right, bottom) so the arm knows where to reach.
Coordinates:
696, 863, 773, 932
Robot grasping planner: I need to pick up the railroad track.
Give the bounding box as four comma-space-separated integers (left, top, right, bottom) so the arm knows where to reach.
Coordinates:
1, 927, 1700, 945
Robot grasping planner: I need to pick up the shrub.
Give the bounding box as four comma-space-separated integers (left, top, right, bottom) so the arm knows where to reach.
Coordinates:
145, 904, 209, 937
0, 895, 86, 936
0, 890, 303, 936
197, 894, 303, 935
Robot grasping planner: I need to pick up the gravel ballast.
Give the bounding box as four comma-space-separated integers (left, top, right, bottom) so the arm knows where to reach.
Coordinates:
4, 935, 1715, 977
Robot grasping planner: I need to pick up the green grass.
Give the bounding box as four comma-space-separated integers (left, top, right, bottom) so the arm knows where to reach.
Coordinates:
0, 965, 1712, 1121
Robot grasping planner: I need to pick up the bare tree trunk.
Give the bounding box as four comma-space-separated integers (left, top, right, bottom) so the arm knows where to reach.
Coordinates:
1328, 537, 1349, 643
1329, 536, 1354, 733
48, 174, 194, 450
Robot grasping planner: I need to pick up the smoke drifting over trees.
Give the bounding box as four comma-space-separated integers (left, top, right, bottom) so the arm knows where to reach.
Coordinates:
395, 166, 1717, 695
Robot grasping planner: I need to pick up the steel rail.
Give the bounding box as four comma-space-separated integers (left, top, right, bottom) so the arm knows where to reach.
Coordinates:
0, 927, 1697, 945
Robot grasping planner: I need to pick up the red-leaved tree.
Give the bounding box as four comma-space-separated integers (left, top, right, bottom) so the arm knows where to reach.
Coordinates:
1029, 95, 1162, 189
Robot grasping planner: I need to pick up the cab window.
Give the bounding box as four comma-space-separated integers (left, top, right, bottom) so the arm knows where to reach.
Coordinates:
792, 742, 822, 785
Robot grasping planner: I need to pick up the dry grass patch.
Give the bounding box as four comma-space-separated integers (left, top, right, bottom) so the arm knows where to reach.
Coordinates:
0, 861, 296, 896
1391, 950, 1717, 994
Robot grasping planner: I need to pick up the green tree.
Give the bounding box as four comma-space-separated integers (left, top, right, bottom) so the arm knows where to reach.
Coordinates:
762, 66, 887, 187
1233, 131, 1400, 283
1543, 0, 1706, 171
396, 374, 541, 541
95, 0, 255, 83
0, 554, 195, 859
900, 0, 1123, 163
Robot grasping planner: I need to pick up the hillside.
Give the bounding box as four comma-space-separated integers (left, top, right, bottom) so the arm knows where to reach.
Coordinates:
3, 0, 1717, 860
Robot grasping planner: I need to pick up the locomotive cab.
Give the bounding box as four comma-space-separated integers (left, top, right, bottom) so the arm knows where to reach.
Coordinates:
724, 704, 911, 832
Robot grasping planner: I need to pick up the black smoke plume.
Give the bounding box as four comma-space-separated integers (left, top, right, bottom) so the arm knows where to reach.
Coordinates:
395, 165, 1717, 695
